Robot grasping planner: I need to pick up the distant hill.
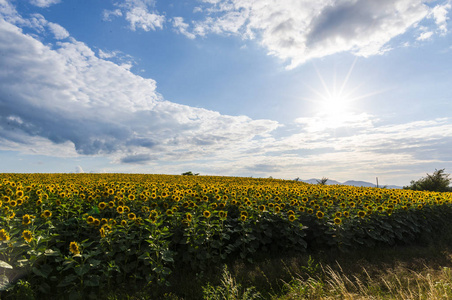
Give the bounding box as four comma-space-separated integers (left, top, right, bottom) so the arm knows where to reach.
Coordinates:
295, 178, 402, 189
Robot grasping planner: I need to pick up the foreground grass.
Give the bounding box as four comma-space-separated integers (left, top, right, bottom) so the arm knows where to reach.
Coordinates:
95, 240, 452, 300
4, 227, 452, 299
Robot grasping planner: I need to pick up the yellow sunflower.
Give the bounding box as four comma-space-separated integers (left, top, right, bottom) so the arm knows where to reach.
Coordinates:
22, 230, 33, 243
69, 242, 80, 255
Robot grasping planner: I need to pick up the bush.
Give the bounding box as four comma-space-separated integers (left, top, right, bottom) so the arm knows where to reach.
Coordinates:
404, 169, 452, 192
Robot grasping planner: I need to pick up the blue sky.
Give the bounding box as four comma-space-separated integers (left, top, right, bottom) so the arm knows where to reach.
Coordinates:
1, 0, 451, 186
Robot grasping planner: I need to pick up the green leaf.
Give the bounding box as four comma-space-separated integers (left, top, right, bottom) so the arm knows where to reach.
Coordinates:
84, 275, 100, 287
32, 264, 52, 279
0, 260, 13, 269
74, 264, 90, 276
162, 250, 174, 262
57, 274, 78, 287
44, 249, 60, 256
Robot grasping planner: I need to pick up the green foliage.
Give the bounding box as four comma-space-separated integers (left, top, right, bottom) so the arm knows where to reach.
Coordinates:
202, 265, 262, 300
182, 171, 199, 176
316, 177, 329, 185
404, 169, 452, 192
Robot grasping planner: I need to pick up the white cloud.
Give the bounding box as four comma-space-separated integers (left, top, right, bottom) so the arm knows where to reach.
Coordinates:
102, 9, 122, 21
417, 31, 433, 40
47, 21, 69, 39
172, 16, 196, 39
104, 0, 165, 31
126, 6, 165, 31
431, 3, 451, 34
29, 0, 60, 8
0, 16, 278, 160
178, 0, 443, 68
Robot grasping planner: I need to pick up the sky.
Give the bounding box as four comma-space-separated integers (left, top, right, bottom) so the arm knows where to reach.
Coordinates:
0, 0, 451, 186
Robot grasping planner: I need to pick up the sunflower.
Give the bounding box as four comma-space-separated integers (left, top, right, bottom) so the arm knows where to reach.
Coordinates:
219, 211, 227, 219
274, 206, 281, 213
128, 213, 136, 220
316, 211, 324, 219
87, 216, 95, 224
298, 206, 305, 212
16, 190, 24, 198
22, 230, 33, 243
343, 211, 350, 218
9, 200, 16, 207
93, 218, 101, 226
124, 206, 130, 214
203, 210, 211, 218
108, 201, 115, 208
98, 202, 107, 210
240, 214, 247, 222
69, 242, 80, 255
42, 210, 52, 218
0, 229, 10, 241
287, 210, 295, 215
186, 213, 192, 222
358, 210, 366, 218
240, 211, 248, 217
22, 214, 32, 225
288, 215, 296, 222
101, 218, 108, 225
116, 206, 124, 214
307, 208, 314, 214
258, 205, 266, 212
166, 209, 173, 216
99, 227, 106, 238
121, 220, 127, 226
334, 217, 342, 225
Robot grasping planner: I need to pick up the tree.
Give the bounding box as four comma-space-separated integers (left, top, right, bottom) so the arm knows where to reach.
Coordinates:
316, 177, 329, 185
182, 171, 199, 176
404, 169, 452, 192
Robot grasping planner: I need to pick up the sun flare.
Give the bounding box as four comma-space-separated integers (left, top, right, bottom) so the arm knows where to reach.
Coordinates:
298, 59, 379, 131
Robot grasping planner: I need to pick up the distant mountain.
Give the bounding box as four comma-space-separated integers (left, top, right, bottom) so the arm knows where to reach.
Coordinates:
295, 178, 402, 189
342, 180, 376, 187
300, 178, 342, 185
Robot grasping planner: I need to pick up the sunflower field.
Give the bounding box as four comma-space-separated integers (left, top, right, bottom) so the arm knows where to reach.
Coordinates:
1, 173, 452, 298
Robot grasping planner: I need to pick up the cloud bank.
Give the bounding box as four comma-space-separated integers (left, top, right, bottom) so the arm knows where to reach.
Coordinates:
0, 12, 279, 163
174, 0, 450, 68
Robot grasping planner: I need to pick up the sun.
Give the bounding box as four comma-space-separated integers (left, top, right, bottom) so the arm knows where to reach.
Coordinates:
298, 58, 379, 131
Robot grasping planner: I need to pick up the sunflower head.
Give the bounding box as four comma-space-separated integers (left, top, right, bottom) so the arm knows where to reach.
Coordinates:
69, 242, 80, 255
0, 229, 10, 241
87, 216, 95, 224
219, 211, 227, 219
22, 214, 32, 225
203, 210, 211, 218
288, 215, 296, 222
42, 210, 52, 218
128, 213, 136, 220
316, 211, 324, 219
358, 211, 366, 218
334, 217, 342, 225
22, 230, 33, 243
